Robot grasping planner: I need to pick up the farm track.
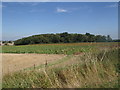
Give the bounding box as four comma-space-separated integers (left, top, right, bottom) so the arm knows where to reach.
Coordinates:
46, 54, 84, 70
2, 53, 66, 75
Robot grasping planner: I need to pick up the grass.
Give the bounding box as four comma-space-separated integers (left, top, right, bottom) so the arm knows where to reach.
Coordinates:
2, 46, 119, 88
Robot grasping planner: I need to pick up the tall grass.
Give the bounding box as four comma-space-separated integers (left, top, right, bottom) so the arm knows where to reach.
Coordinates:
2, 48, 119, 88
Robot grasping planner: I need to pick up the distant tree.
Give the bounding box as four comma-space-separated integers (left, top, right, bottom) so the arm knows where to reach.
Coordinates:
95, 35, 106, 42
113, 39, 120, 42
61, 32, 69, 37
50, 34, 60, 43
88, 34, 95, 42
8, 41, 12, 43
14, 32, 110, 45
85, 32, 91, 36
2, 41, 6, 43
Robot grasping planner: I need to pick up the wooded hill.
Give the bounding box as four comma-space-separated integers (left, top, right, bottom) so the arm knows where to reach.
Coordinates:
14, 32, 112, 45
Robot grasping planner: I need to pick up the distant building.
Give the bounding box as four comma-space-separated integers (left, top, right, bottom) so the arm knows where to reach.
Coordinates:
0, 41, 14, 46
7, 42, 14, 46
0, 41, 5, 46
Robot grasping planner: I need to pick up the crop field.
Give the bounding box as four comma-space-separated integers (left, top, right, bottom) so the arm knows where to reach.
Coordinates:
1, 42, 117, 55
1, 42, 119, 88
2, 43, 94, 54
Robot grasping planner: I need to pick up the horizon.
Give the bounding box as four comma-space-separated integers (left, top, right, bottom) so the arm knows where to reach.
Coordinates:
2, 2, 118, 41
1, 32, 119, 41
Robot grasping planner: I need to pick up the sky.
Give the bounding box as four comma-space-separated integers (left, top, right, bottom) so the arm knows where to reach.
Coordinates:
2, 0, 120, 2
2, 2, 118, 40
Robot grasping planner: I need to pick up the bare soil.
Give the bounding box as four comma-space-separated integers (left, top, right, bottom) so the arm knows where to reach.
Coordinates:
2, 53, 66, 75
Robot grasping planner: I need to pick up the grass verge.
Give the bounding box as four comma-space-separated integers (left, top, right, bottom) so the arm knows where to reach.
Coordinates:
2, 48, 119, 88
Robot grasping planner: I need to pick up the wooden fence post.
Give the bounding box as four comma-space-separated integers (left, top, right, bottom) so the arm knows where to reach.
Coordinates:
34, 64, 35, 69
44, 60, 48, 72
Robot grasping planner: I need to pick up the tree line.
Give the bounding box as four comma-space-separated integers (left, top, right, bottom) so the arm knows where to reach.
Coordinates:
14, 32, 113, 45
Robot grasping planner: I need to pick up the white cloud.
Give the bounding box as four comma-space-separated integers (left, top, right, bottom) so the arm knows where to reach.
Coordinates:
56, 6, 92, 13
106, 3, 118, 8
57, 8, 68, 13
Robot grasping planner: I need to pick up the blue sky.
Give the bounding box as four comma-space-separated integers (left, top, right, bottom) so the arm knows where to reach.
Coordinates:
2, 2, 118, 40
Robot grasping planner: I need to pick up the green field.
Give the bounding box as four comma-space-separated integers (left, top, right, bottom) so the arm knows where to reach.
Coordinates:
1, 43, 93, 55
1, 42, 117, 55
